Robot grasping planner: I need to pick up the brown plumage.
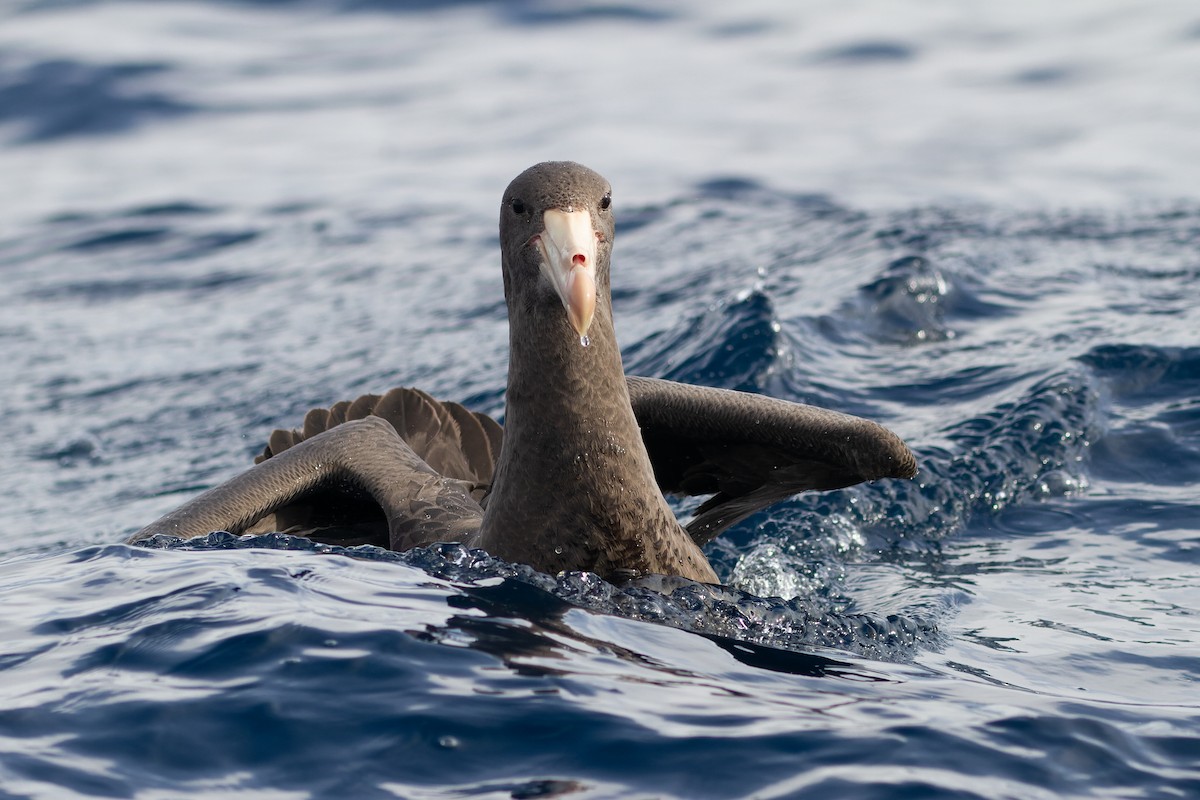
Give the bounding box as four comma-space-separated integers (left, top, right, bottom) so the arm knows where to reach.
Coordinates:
130, 162, 917, 583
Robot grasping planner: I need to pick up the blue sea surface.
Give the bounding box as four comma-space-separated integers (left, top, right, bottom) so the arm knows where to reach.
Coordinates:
1, 2, 1199, 798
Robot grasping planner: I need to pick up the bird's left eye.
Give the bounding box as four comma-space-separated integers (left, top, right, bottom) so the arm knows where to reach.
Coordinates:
599, 193, 612, 210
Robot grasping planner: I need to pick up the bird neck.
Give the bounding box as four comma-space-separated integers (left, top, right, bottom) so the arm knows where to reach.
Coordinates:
480, 295, 699, 578
505, 300, 649, 477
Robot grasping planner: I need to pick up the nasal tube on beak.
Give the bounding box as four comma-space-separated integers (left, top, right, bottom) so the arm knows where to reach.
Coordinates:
537, 208, 598, 338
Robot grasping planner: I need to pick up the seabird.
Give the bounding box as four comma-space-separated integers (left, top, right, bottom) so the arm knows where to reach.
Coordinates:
129, 161, 916, 583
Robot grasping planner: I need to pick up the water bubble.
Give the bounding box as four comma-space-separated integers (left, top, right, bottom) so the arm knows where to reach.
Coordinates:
579, 334, 590, 347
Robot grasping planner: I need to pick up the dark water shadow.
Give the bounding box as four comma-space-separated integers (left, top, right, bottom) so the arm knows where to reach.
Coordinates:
0, 57, 194, 143
15, 0, 676, 24
811, 40, 918, 65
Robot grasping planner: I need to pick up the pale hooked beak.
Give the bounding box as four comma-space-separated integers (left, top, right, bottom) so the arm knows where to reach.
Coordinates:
534, 208, 598, 337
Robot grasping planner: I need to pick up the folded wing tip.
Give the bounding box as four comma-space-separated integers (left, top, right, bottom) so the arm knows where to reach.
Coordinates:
893, 451, 919, 480
866, 425, 918, 481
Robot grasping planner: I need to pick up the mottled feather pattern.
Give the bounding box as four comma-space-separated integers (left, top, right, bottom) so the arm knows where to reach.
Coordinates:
257, 387, 502, 493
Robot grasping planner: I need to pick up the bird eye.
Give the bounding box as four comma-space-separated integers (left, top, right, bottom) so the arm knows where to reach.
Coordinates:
510, 198, 526, 215
599, 193, 612, 210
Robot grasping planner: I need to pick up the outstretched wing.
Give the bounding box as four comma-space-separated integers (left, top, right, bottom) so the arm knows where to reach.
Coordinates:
132, 416, 486, 551
246, 388, 503, 546
258, 387, 504, 495
626, 376, 917, 545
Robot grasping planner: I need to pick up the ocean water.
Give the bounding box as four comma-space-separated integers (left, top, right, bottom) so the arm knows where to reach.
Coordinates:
1, 2, 1199, 798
